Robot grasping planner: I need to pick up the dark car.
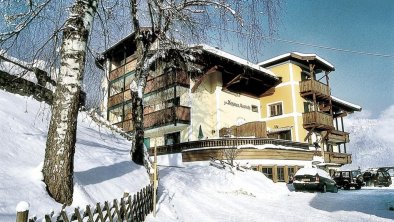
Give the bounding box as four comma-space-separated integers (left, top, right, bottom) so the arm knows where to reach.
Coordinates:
293, 168, 338, 193
333, 170, 364, 190
363, 168, 392, 187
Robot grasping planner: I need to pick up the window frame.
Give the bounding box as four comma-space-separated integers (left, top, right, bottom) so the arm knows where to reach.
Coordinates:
267, 102, 283, 117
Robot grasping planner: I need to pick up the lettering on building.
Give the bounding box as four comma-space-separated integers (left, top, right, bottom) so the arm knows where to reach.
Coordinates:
224, 100, 252, 110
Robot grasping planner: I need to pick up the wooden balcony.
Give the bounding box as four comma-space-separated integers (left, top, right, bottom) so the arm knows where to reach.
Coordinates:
219, 121, 267, 138
302, 111, 334, 130
150, 138, 310, 155
299, 80, 330, 100
145, 71, 189, 94
108, 93, 124, 107
324, 152, 352, 165
322, 130, 350, 143
118, 106, 191, 132
109, 60, 137, 81
144, 106, 190, 129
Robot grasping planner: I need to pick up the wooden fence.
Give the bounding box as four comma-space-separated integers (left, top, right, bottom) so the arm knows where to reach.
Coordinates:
18, 184, 154, 222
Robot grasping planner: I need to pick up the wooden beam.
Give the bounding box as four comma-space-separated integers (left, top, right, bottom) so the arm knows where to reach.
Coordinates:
304, 127, 315, 142
222, 74, 242, 90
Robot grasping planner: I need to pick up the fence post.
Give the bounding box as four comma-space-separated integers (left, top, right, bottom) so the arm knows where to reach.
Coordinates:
153, 145, 158, 217
16, 201, 29, 222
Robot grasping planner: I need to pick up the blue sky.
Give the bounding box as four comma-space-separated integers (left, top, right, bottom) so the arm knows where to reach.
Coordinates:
227, 0, 393, 117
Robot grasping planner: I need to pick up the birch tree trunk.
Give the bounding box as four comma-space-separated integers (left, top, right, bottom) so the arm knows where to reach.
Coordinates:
130, 32, 152, 165
43, 0, 98, 205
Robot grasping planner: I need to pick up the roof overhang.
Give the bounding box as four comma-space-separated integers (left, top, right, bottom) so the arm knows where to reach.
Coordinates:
258, 52, 335, 72
331, 95, 362, 113
195, 45, 281, 97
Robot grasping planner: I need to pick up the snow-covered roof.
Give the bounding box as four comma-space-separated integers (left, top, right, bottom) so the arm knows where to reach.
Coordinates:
331, 95, 362, 112
197, 44, 278, 79
258, 52, 335, 71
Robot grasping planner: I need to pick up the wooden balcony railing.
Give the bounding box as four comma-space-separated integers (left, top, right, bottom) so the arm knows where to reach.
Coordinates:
109, 60, 137, 81
322, 130, 350, 143
108, 93, 124, 107
149, 138, 311, 155
145, 71, 189, 94
302, 111, 334, 130
118, 106, 191, 132
144, 106, 190, 129
324, 152, 352, 165
299, 79, 330, 99
219, 121, 267, 138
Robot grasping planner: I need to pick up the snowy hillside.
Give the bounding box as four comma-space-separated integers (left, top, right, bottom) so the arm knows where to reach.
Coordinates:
0, 90, 149, 221
343, 106, 394, 170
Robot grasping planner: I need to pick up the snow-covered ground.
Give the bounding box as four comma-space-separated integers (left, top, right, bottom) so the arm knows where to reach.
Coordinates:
0, 90, 149, 221
145, 165, 394, 222
1, 89, 393, 222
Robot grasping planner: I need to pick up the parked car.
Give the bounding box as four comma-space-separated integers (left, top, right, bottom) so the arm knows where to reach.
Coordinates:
363, 168, 392, 187
293, 168, 338, 193
333, 170, 364, 190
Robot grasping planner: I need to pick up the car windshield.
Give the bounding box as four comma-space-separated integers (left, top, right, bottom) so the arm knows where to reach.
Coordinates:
352, 171, 359, 177
342, 172, 350, 177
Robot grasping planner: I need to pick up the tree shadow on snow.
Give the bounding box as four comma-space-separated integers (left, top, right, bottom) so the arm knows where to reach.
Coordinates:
309, 189, 394, 220
76, 138, 129, 155
75, 161, 142, 185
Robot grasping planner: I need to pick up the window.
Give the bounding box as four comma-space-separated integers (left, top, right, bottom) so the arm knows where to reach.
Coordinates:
301, 70, 311, 80
288, 167, 295, 177
124, 72, 135, 90
165, 132, 180, 145
269, 102, 283, 117
144, 138, 150, 150
304, 102, 314, 113
123, 102, 132, 120
268, 130, 291, 140
109, 78, 124, 96
108, 105, 123, 124
278, 167, 285, 182
251, 105, 258, 113
262, 167, 273, 179
166, 97, 180, 107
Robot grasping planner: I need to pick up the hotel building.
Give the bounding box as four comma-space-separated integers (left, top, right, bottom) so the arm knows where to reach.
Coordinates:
99, 34, 361, 182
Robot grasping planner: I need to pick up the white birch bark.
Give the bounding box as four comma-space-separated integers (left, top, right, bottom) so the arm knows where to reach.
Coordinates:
43, 0, 98, 205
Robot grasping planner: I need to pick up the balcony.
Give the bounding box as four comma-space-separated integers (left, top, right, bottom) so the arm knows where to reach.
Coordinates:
149, 137, 310, 155
322, 130, 350, 143
145, 71, 189, 94
118, 106, 191, 132
144, 106, 190, 129
108, 92, 124, 107
324, 152, 352, 165
109, 60, 137, 81
302, 111, 334, 130
299, 80, 330, 100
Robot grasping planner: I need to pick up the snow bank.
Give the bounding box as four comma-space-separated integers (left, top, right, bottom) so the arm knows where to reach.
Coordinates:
145, 165, 289, 222
0, 90, 149, 221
